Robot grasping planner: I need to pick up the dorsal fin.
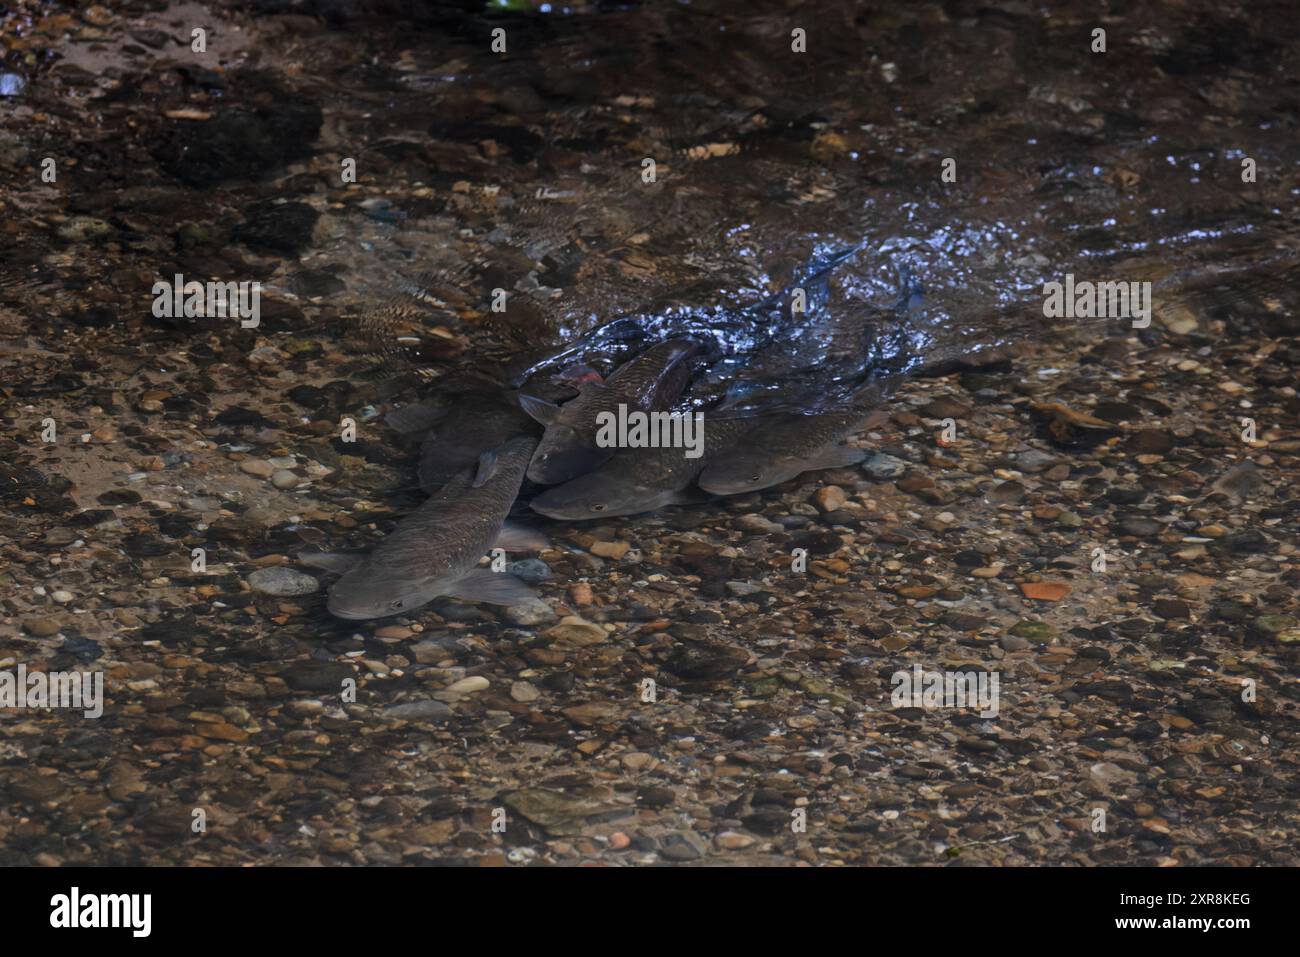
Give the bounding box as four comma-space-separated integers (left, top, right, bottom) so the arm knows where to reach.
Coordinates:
518, 393, 561, 425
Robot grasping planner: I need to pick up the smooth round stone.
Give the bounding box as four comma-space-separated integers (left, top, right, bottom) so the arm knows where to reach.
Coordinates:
503, 597, 557, 626
505, 559, 551, 584
271, 469, 300, 490
862, 453, 908, 480
247, 566, 318, 596
239, 459, 275, 478
442, 676, 489, 696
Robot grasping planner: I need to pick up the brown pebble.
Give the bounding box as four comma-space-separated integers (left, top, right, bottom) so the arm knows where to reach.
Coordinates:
812, 485, 847, 512
590, 540, 629, 560
240, 459, 275, 478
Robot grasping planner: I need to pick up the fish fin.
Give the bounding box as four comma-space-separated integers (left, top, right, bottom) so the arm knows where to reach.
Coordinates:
299, 551, 364, 575
667, 487, 711, 507
495, 521, 551, 551
811, 445, 869, 469
518, 393, 561, 426
442, 569, 537, 606
472, 448, 499, 488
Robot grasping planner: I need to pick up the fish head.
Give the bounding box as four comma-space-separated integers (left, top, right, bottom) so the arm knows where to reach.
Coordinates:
697, 451, 799, 496
527, 426, 609, 484
530, 474, 653, 520
326, 564, 446, 620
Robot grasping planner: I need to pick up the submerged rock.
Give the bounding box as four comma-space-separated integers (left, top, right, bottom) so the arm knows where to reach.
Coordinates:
247, 566, 318, 596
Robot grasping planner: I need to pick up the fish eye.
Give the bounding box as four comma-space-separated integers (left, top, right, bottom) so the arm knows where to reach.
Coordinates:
390, 598, 405, 609
590, 504, 606, 511
749, 474, 761, 483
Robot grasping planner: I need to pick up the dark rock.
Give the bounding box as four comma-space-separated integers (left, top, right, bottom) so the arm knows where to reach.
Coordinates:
155, 98, 322, 186
1152, 599, 1191, 620
1127, 429, 1175, 455
236, 201, 320, 255
281, 660, 355, 692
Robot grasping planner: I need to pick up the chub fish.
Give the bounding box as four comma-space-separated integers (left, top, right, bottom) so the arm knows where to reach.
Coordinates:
521, 338, 701, 484
306, 436, 547, 619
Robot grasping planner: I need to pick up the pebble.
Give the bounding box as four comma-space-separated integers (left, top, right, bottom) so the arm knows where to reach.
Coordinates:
1021, 582, 1070, 601
1250, 615, 1298, 642
919, 396, 971, 418
544, 616, 608, 646
505, 559, 551, 584
716, 831, 757, 850
812, 485, 847, 513
502, 789, 608, 836
590, 540, 630, 560
1118, 517, 1161, 538
248, 567, 319, 596
1127, 429, 1174, 454
658, 831, 708, 862
1152, 599, 1191, 620
1016, 449, 1060, 473
1008, 621, 1057, 643
0, 73, 27, 97
383, 700, 453, 721
239, 459, 275, 478
271, 469, 300, 489
987, 480, 1025, 504
22, 618, 61, 637
502, 597, 557, 626
862, 453, 908, 480
447, 676, 489, 694
411, 638, 458, 664
510, 681, 540, 702
736, 513, 784, 534
280, 661, 354, 692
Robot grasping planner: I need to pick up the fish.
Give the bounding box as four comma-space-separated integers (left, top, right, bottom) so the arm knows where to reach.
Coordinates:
530, 414, 759, 520
414, 391, 538, 494
390, 368, 600, 495
696, 384, 890, 495
520, 338, 702, 484
307, 435, 547, 620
